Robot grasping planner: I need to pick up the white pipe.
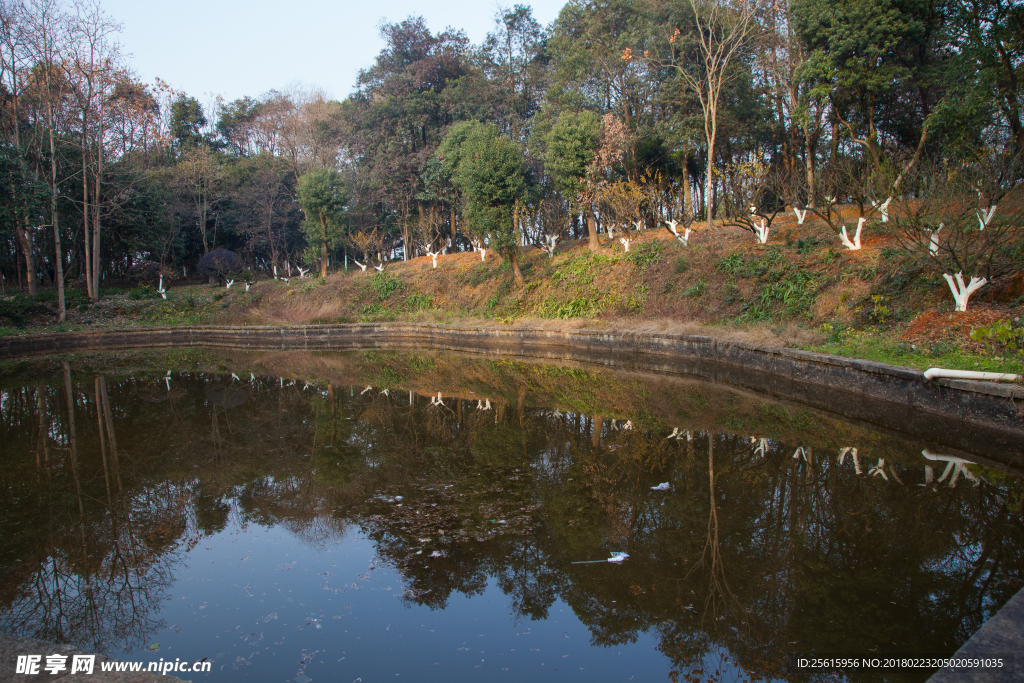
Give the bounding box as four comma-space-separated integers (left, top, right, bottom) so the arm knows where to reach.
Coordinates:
923, 368, 1021, 382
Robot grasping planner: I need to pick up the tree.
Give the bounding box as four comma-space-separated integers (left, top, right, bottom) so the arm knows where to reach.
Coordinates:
792, 0, 941, 198
296, 168, 347, 278
175, 145, 219, 254
945, 0, 1024, 153
0, 143, 46, 289
343, 17, 475, 262
544, 110, 603, 250
640, 0, 757, 230
69, 0, 121, 300
482, 4, 548, 141
26, 0, 71, 320
441, 121, 528, 283
894, 158, 1024, 312
169, 94, 206, 151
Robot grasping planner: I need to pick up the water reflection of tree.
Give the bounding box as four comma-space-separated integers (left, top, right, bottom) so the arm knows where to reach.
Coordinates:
1, 358, 1022, 682
0, 373, 183, 654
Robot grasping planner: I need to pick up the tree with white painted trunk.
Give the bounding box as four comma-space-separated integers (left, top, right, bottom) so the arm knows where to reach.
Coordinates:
721, 159, 782, 245
839, 217, 865, 251
348, 227, 385, 275
665, 218, 694, 246
893, 160, 1023, 312
599, 180, 645, 249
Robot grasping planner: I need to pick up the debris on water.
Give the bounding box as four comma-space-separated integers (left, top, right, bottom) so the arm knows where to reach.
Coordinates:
429, 550, 444, 558
571, 552, 629, 565
651, 482, 670, 491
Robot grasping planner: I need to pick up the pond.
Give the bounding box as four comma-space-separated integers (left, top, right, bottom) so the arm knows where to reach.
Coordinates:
0, 348, 1021, 683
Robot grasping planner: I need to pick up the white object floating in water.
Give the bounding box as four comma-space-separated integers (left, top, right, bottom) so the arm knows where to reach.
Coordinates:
651, 482, 670, 491
571, 551, 630, 565
429, 550, 444, 558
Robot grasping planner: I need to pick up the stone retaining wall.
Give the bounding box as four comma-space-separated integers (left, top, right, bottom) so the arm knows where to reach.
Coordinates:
1, 324, 1021, 466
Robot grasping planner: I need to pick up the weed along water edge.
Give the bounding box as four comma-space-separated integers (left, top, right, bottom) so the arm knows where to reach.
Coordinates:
0, 349, 1020, 682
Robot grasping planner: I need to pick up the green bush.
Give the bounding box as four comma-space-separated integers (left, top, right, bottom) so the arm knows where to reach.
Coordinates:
300, 277, 325, 293
552, 252, 615, 286
683, 280, 707, 297
626, 241, 664, 269
129, 285, 162, 300
971, 319, 1024, 369
716, 253, 745, 275
0, 295, 50, 326
34, 288, 90, 306
371, 272, 404, 300
406, 293, 433, 311
538, 296, 597, 319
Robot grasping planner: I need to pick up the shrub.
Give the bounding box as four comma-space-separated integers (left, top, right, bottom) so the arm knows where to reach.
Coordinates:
538, 296, 597, 318
129, 285, 161, 300
626, 241, 663, 269
407, 293, 433, 311
0, 295, 49, 326
196, 248, 243, 281
371, 272, 404, 300
683, 280, 707, 297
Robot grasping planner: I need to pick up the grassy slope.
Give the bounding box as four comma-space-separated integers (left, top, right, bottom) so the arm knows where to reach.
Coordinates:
3, 211, 1022, 372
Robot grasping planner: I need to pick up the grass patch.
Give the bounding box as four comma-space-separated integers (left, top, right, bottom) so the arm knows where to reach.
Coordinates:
371, 272, 404, 301
406, 293, 433, 311
626, 242, 663, 270
537, 296, 598, 319
552, 252, 616, 287
0, 295, 51, 327
683, 279, 707, 297
300, 277, 325, 293
808, 330, 1023, 373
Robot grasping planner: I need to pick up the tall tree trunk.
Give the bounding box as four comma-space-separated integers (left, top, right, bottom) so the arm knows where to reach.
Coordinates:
586, 209, 599, 251
47, 108, 65, 322
705, 122, 716, 230
17, 217, 36, 295
91, 109, 103, 298
509, 249, 523, 285
82, 113, 93, 299
804, 128, 817, 208
450, 206, 457, 248
320, 216, 329, 278
681, 149, 692, 217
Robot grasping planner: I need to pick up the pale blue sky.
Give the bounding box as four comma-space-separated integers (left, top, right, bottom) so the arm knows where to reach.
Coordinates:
98, 0, 566, 107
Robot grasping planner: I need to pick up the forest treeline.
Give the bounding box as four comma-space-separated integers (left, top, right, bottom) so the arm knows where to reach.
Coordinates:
0, 0, 1021, 319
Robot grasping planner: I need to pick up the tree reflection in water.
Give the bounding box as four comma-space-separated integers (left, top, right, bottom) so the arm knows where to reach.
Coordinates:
0, 350, 1020, 681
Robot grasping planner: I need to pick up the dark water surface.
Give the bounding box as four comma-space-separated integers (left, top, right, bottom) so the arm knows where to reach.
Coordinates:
1, 349, 1021, 682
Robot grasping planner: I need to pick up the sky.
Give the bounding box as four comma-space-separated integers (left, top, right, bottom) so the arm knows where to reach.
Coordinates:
98, 0, 567, 109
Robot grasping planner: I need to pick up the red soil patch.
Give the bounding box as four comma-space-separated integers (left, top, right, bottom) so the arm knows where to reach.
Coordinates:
902, 306, 1010, 347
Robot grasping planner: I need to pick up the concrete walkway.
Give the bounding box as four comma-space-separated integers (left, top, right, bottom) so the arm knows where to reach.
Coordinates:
0, 634, 190, 682
929, 588, 1024, 683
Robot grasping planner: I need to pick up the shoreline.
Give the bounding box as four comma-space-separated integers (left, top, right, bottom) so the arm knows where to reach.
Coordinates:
1, 322, 1021, 468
